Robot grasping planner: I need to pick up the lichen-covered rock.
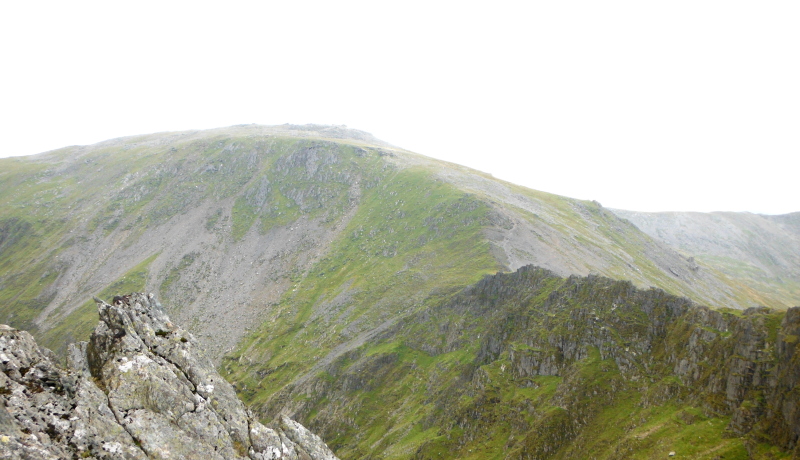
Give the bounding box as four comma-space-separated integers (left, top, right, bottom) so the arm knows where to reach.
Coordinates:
0, 323, 142, 459
279, 416, 339, 460
0, 294, 339, 459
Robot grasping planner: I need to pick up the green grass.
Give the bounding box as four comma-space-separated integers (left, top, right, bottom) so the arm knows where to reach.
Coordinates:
222, 267, 794, 459
0, 133, 370, 343
218, 166, 511, 458
223, 166, 502, 401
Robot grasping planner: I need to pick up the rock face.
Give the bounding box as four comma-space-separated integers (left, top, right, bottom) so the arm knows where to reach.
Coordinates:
0, 293, 338, 460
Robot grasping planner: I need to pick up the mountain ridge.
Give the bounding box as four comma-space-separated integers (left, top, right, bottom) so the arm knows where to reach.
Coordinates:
226, 265, 798, 458
1, 124, 798, 458
1, 124, 796, 360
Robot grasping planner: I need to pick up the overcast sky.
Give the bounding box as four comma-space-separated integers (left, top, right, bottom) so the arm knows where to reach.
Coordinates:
1, 1, 797, 214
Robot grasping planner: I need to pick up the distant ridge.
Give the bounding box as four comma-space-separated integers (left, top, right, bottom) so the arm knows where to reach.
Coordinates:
612, 208, 800, 309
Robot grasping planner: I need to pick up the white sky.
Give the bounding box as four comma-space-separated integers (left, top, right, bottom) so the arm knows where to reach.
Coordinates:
1, 1, 798, 214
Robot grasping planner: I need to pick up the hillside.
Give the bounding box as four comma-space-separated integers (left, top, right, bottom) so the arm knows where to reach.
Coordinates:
0, 125, 790, 355
0, 124, 798, 458
225, 266, 798, 459
611, 209, 800, 309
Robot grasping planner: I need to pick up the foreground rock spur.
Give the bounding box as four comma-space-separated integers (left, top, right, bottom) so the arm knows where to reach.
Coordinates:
0, 293, 338, 459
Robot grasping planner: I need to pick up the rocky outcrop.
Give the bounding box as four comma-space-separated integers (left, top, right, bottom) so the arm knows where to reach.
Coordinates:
0, 293, 338, 460
463, 269, 800, 457
757, 307, 800, 451
227, 265, 799, 458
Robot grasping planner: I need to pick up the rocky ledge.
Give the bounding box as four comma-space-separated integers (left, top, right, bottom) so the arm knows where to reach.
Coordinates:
0, 293, 338, 460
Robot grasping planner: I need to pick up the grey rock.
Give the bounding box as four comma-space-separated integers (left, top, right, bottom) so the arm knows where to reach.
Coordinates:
279, 415, 339, 460
0, 293, 339, 459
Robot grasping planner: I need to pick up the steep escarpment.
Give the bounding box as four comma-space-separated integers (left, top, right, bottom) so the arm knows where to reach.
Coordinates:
0, 293, 337, 459
230, 266, 798, 459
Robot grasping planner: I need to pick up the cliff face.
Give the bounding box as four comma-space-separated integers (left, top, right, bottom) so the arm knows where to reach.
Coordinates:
0, 293, 337, 460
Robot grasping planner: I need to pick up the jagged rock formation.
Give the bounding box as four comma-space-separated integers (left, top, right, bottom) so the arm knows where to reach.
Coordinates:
0, 293, 337, 459
248, 266, 799, 459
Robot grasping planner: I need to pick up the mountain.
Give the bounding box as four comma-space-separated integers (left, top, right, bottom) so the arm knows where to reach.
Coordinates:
611, 209, 800, 309
1, 124, 798, 458
0, 292, 337, 459
233, 266, 798, 459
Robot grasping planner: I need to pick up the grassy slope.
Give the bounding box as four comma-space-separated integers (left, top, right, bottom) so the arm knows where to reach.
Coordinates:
694, 254, 800, 308
221, 165, 502, 409
423, 165, 793, 311
0, 131, 387, 339
1, 126, 787, 345
0, 153, 100, 332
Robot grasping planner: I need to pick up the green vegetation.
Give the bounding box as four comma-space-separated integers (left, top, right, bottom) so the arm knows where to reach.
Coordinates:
222, 166, 502, 409
1, 126, 797, 459
221, 267, 795, 458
